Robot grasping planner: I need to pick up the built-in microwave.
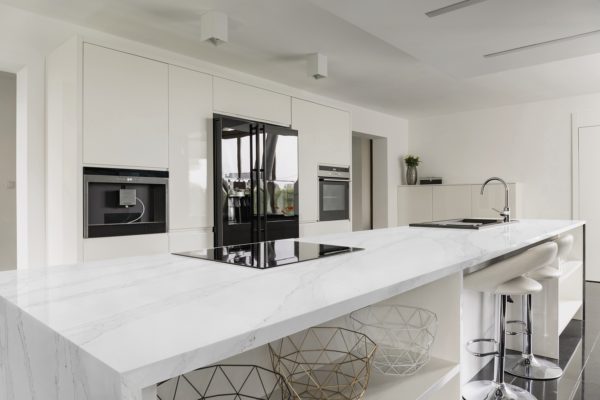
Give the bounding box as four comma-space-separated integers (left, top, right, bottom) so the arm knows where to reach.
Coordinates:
318, 164, 350, 222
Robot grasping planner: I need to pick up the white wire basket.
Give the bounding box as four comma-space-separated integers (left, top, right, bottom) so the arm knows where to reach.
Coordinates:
349, 305, 438, 376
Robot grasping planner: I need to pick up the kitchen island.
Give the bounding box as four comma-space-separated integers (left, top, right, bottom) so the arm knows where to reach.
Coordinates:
0, 219, 584, 400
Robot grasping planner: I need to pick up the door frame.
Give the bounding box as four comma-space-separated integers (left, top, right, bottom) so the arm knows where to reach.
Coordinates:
571, 111, 600, 219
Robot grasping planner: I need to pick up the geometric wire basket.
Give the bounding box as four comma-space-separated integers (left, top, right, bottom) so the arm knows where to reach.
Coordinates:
268, 327, 377, 400
349, 305, 437, 376
156, 364, 294, 400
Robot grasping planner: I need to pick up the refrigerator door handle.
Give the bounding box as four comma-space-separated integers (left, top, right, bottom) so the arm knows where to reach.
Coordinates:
260, 124, 268, 242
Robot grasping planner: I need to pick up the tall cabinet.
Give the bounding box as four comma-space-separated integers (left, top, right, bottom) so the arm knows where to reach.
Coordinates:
47, 40, 214, 263
168, 66, 213, 252
292, 98, 352, 237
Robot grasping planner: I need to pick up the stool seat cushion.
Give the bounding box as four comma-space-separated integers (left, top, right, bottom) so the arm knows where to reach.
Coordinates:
557, 234, 574, 261
527, 265, 561, 281
495, 276, 543, 295
464, 242, 557, 293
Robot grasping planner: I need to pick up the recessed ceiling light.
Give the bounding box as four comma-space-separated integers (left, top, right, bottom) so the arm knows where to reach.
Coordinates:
484, 28, 600, 58
425, 0, 490, 18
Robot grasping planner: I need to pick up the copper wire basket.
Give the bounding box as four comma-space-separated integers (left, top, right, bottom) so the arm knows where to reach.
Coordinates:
156, 364, 293, 400
268, 327, 377, 400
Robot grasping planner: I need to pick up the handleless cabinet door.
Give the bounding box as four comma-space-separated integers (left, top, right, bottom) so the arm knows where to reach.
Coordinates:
397, 186, 432, 226
83, 44, 168, 168
168, 66, 213, 230
293, 98, 351, 224
83, 234, 168, 262
213, 77, 291, 126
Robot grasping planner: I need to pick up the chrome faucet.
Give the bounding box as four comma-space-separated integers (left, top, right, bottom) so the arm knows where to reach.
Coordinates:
480, 177, 510, 223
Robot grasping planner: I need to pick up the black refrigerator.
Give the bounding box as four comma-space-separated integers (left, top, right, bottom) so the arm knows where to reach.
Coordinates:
213, 115, 299, 246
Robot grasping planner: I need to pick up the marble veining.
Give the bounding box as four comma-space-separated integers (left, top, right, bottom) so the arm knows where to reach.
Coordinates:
0, 219, 584, 399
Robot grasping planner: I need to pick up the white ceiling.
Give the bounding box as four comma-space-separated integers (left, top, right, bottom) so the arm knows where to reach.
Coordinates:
4, 0, 600, 118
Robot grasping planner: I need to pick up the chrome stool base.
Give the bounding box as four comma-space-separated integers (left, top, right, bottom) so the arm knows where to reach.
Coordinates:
462, 380, 537, 400
505, 354, 563, 380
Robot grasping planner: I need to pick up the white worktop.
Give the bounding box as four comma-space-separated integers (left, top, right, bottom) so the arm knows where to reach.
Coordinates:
0, 219, 583, 399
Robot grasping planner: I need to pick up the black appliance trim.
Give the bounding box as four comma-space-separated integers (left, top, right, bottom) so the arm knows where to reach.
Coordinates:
83, 167, 168, 178
318, 165, 350, 173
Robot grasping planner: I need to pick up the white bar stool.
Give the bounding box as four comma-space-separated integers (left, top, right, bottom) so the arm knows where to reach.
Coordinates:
462, 242, 558, 400
505, 235, 573, 380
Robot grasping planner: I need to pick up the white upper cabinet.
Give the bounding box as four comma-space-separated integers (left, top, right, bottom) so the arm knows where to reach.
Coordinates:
168, 66, 213, 230
83, 44, 169, 168
292, 98, 351, 223
213, 77, 291, 126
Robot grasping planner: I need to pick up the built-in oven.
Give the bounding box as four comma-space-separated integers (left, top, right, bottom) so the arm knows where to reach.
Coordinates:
318, 164, 350, 222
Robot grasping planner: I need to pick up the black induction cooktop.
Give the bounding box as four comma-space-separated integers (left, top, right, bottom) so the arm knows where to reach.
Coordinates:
174, 240, 363, 269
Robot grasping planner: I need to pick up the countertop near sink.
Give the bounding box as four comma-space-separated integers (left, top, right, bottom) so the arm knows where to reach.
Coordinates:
0, 219, 584, 400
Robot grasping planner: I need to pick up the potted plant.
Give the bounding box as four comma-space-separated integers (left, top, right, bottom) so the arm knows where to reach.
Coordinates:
404, 155, 421, 185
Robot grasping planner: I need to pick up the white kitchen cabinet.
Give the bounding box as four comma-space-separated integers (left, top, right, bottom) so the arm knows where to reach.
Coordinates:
397, 183, 519, 226
471, 183, 518, 219
397, 186, 432, 226
83, 234, 169, 262
292, 98, 351, 224
213, 77, 291, 126
432, 185, 471, 221
169, 229, 213, 253
83, 43, 169, 168
299, 221, 352, 238
168, 66, 213, 231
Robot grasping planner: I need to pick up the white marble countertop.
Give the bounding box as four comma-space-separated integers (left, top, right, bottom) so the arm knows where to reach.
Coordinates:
0, 219, 583, 399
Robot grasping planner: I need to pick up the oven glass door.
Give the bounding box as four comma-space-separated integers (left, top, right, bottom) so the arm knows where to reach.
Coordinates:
319, 179, 350, 221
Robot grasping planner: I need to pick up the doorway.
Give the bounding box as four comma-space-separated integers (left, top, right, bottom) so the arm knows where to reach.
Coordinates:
352, 135, 373, 231
0, 71, 16, 270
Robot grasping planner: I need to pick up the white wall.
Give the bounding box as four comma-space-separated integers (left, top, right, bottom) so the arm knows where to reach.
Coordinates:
0, 4, 85, 268
0, 72, 16, 270
409, 92, 600, 219
352, 109, 408, 228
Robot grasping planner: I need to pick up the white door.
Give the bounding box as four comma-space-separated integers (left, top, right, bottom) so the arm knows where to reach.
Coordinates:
578, 126, 600, 281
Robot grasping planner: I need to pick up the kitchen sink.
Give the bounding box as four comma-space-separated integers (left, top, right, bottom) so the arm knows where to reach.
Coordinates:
409, 218, 517, 229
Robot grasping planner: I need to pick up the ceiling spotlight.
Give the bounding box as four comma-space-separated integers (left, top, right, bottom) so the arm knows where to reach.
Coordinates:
308, 53, 328, 79
200, 11, 228, 46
